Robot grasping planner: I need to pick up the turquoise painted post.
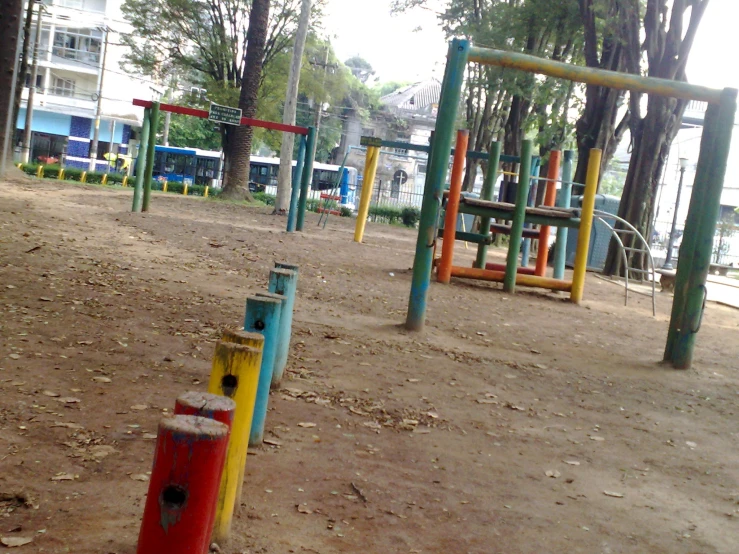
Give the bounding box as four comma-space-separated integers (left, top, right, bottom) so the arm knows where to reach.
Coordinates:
474, 141, 502, 268
132, 107, 150, 212
287, 135, 307, 233
405, 39, 470, 331
665, 88, 737, 369
243, 295, 282, 446
520, 159, 540, 267
141, 101, 160, 212
296, 126, 317, 231
553, 150, 574, 280
267, 267, 298, 387
503, 139, 533, 293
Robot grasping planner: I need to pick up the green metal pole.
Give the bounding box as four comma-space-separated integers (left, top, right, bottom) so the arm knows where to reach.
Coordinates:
520, 158, 540, 267
553, 150, 574, 279
132, 107, 150, 212
503, 139, 533, 293
286, 135, 306, 233
474, 141, 502, 269
405, 39, 470, 331
296, 126, 316, 231
665, 88, 737, 369
141, 101, 160, 212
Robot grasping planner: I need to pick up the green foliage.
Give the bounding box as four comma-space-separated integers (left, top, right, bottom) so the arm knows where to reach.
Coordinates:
369, 203, 404, 225
252, 192, 276, 206
401, 206, 420, 227
166, 114, 222, 151
600, 169, 627, 197
339, 206, 353, 218
714, 216, 737, 264
344, 56, 375, 84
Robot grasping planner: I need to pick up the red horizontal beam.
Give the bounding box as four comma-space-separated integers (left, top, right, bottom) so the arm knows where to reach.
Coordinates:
133, 99, 309, 135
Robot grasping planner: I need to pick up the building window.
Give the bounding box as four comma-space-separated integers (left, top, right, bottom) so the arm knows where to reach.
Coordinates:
58, 0, 84, 7
24, 73, 44, 90
51, 76, 76, 97
392, 170, 407, 199
53, 27, 102, 64
416, 163, 427, 176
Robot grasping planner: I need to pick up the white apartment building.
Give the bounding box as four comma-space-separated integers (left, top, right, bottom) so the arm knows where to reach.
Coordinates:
15, 0, 160, 170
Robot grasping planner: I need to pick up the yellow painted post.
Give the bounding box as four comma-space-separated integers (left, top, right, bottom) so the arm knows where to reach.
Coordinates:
122, 175, 128, 187
570, 148, 602, 304
204, 185, 209, 198
81, 171, 87, 183
58, 168, 65, 180
102, 173, 108, 185
183, 183, 188, 196
37, 165, 43, 178
163, 180, 168, 192
17, 163, 22, 169
207, 340, 264, 543
353, 145, 380, 243
219, 329, 265, 505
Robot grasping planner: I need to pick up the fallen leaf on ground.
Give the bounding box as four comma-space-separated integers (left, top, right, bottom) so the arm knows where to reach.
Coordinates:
54, 397, 81, 404
8, 354, 20, 360
263, 439, 282, 446
51, 422, 83, 429
297, 504, 312, 514
297, 422, 316, 428
51, 473, 76, 481
545, 470, 561, 478
590, 436, 605, 442
42, 391, 60, 398
130, 474, 150, 482
603, 491, 624, 498
1, 536, 33, 547
93, 377, 112, 383
564, 460, 580, 466
362, 421, 382, 430
130, 405, 148, 411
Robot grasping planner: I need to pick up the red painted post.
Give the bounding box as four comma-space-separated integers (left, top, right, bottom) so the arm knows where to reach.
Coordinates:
437, 129, 470, 284
534, 150, 561, 277
136, 415, 229, 554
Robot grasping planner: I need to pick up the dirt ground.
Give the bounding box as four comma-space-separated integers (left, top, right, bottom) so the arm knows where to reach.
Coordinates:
1, 174, 737, 554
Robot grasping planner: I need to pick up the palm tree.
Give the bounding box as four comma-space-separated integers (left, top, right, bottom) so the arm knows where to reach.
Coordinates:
1, 0, 24, 170
221, 0, 271, 200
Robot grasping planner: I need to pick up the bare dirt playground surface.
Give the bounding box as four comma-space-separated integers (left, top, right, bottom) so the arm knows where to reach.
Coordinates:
0, 175, 738, 554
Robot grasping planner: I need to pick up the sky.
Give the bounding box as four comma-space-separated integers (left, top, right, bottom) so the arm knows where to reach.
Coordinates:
323, 0, 739, 91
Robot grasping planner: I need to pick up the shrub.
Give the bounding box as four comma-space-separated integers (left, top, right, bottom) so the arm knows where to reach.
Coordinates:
252, 192, 276, 206
63, 167, 85, 181
401, 206, 420, 227
340, 206, 353, 218
18, 163, 39, 176
306, 199, 320, 212
369, 203, 403, 225
106, 172, 124, 184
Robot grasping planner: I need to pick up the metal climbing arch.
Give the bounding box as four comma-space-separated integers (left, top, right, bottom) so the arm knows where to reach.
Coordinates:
590, 209, 657, 316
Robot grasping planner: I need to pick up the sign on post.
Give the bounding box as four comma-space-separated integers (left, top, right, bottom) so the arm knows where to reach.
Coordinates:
360, 136, 383, 148
209, 103, 242, 126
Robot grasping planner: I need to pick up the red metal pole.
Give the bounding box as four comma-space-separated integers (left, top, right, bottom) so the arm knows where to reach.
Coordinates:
437, 130, 470, 284
136, 415, 230, 554
534, 150, 561, 277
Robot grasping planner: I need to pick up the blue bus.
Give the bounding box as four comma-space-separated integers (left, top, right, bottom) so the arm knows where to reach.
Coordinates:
149, 146, 222, 186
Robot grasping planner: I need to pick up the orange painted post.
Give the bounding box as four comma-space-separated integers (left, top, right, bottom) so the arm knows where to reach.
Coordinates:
534, 151, 561, 277
437, 129, 469, 284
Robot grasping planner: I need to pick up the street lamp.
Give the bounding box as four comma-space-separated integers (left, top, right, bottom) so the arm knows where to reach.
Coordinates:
662, 157, 689, 270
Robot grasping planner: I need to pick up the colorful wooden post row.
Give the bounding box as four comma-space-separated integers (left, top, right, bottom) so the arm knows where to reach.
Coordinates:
136, 261, 299, 553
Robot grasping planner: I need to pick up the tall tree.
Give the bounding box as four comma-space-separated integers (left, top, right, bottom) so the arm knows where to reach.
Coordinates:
1, 0, 24, 170
604, 0, 709, 275
221, 0, 271, 199
275, 0, 312, 214
12, 0, 36, 141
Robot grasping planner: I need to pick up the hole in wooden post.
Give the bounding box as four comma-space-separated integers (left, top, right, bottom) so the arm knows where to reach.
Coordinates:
221, 374, 238, 397
160, 485, 188, 510
254, 320, 265, 331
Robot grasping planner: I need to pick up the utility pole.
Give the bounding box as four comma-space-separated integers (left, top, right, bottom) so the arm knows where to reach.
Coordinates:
1, 0, 25, 174
274, 0, 312, 213
311, 46, 333, 136
13, 0, 36, 137
89, 26, 111, 172
662, 157, 689, 270
21, 2, 44, 163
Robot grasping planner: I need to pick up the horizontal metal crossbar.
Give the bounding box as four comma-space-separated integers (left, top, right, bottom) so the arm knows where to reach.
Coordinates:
467, 47, 724, 105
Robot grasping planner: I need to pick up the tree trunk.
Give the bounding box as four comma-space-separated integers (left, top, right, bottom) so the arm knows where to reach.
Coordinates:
1, 0, 24, 170
275, 0, 311, 214
12, 0, 34, 141
221, 0, 270, 201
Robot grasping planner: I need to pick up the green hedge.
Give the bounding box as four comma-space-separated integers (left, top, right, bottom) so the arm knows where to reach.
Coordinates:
252, 192, 276, 205
17, 163, 126, 184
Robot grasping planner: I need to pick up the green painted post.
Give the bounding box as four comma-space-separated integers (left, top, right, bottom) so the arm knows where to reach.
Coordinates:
553, 150, 574, 279
141, 101, 160, 212
296, 126, 316, 231
665, 88, 737, 369
405, 39, 470, 331
474, 141, 502, 269
132, 107, 150, 212
520, 159, 540, 267
503, 139, 533, 293
286, 135, 307, 232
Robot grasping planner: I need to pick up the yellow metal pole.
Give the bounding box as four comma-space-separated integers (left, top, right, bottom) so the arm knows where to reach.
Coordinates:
59, 168, 64, 180
183, 183, 188, 196
102, 174, 108, 185
353, 146, 380, 243
81, 171, 87, 183
208, 340, 263, 543
163, 180, 168, 192
204, 185, 209, 198
37, 165, 43, 178
122, 175, 128, 187
570, 148, 602, 304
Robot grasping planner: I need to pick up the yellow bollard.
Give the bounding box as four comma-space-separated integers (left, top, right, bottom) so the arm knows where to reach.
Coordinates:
163, 180, 168, 192
570, 148, 602, 304
122, 175, 128, 187
58, 168, 65, 180
81, 171, 87, 183
183, 183, 188, 196
102, 174, 108, 185
354, 145, 380, 243
204, 185, 209, 198
207, 340, 263, 543
37, 165, 43, 178
17, 163, 22, 169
